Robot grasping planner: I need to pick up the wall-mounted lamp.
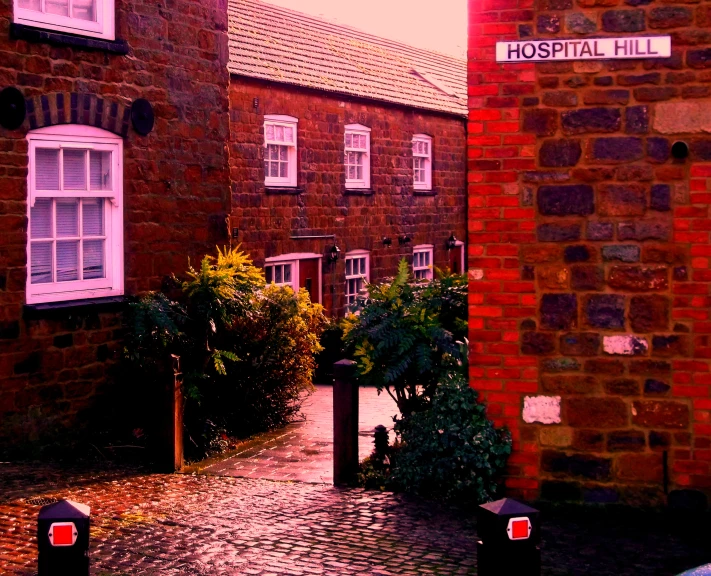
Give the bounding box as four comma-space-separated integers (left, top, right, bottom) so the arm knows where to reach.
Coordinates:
446, 234, 458, 250
382, 237, 392, 247
253, 98, 259, 109
398, 235, 411, 245
329, 245, 341, 262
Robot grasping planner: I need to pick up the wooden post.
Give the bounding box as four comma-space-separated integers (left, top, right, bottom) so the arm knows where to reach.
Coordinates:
155, 354, 184, 472
333, 359, 358, 486
169, 354, 184, 472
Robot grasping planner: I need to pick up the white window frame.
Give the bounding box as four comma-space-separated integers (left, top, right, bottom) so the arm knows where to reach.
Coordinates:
264, 114, 298, 188
14, 0, 115, 41
412, 134, 432, 191
264, 253, 323, 304
26, 124, 123, 305
344, 249, 370, 310
412, 244, 434, 281
344, 124, 371, 190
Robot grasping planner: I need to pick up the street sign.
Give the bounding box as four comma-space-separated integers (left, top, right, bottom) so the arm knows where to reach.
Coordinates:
496, 36, 671, 63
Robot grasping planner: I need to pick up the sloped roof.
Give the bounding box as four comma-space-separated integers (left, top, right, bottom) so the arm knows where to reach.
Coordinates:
227, 0, 468, 117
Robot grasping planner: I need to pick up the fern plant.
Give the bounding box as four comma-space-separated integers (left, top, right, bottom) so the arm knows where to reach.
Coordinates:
342, 259, 464, 415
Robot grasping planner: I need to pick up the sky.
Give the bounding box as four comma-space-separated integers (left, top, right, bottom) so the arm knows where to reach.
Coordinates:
261, 0, 467, 59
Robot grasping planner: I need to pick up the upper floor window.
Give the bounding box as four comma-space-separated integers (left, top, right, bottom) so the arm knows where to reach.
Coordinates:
345, 250, 369, 310
27, 125, 123, 304
344, 124, 370, 190
14, 0, 115, 41
264, 115, 298, 188
412, 245, 433, 281
412, 134, 432, 191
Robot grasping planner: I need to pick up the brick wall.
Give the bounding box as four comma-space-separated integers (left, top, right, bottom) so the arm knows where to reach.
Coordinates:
0, 0, 230, 450
229, 77, 467, 314
469, 0, 711, 502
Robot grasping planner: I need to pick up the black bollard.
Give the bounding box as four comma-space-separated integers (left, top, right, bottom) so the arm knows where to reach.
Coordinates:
333, 359, 358, 486
38, 499, 90, 575
477, 498, 541, 576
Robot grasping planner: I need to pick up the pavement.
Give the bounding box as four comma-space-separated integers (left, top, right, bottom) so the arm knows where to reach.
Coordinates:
195, 385, 399, 483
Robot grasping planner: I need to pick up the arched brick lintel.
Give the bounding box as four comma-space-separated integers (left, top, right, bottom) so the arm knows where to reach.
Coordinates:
25, 93, 131, 137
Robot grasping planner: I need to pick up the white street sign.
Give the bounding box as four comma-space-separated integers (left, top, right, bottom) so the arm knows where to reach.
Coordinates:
496, 36, 671, 63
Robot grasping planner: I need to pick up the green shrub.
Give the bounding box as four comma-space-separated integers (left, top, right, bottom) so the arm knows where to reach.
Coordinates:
342, 259, 466, 415
122, 246, 327, 459
389, 375, 511, 504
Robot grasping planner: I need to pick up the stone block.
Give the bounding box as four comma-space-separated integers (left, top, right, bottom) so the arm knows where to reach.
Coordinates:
617, 454, 663, 483
537, 14, 561, 33
523, 395, 561, 424
649, 431, 671, 449
539, 140, 583, 167
652, 335, 688, 357
542, 358, 581, 372
607, 430, 646, 451
630, 360, 671, 375
618, 221, 672, 242
571, 266, 604, 291
644, 378, 670, 395
585, 294, 626, 329
650, 185, 671, 212
584, 90, 630, 105
594, 76, 614, 86
586, 221, 614, 241
616, 164, 654, 182
608, 266, 668, 291
691, 139, 711, 161
522, 331, 556, 355
602, 245, 640, 263
602, 10, 646, 32
584, 359, 625, 375
539, 426, 573, 447
522, 244, 562, 263
537, 265, 570, 290
572, 429, 604, 451
538, 223, 581, 242
647, 137, 670, 163
566, 12, 597, 33
584, 487, 620, 504
629, 295, 669, 332
0, 321, 20, 340
561, 107, 621, 135
540, 0, 572, 8
542, 91, 578, 107
541, 450, 613, 481
564, 245, 591, 263
560, 333, 601, 356
649, 6, 693, 29
542, 374, 599, 394
538, 184, 594, 215
598, 184, 647, 216
540, 293, 578, 330
604, 378, 641, 396
632, 400, 689, 428
635, 87, 678, 102
523, 108, 558, 136
567, 397, 628, 428
653, 102, 711, 134
687, 48, 711, 69
574, 61, 603, 74
603, 335, 649, 355
592, 137, 644, 162
625, 105, 649, 134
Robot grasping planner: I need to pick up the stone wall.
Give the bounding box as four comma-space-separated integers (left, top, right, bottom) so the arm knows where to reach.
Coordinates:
0, 0, 231, 450
468, 0, 711, 502
229, 77, 467, 314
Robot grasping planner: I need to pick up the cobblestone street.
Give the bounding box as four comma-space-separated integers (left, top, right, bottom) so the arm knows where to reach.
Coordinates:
1, 461, 710, 575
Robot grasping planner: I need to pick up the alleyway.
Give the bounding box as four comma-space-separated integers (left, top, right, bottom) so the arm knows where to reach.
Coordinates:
196, 385, 399, 483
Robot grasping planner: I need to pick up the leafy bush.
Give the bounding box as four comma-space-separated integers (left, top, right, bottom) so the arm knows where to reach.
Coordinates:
342, 259, 466, 415
122, 246, 327, 458
389, 375, 511, 503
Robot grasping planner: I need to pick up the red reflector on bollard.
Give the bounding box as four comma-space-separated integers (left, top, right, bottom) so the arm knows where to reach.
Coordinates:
507, 517, 532, 541
48, 522, 78, 547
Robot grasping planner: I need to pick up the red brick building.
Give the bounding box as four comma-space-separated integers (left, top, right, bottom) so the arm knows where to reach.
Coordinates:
468, 0, 711, 502
227, 0, 468, 314
0, 0, 231, 451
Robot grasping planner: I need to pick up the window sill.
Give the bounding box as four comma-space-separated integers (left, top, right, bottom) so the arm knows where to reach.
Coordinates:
265, 187, 304, 195
24, 296, 126, 320
413, 189, 437, 196
10, 23, 129, 55
344, 188, 374, 196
